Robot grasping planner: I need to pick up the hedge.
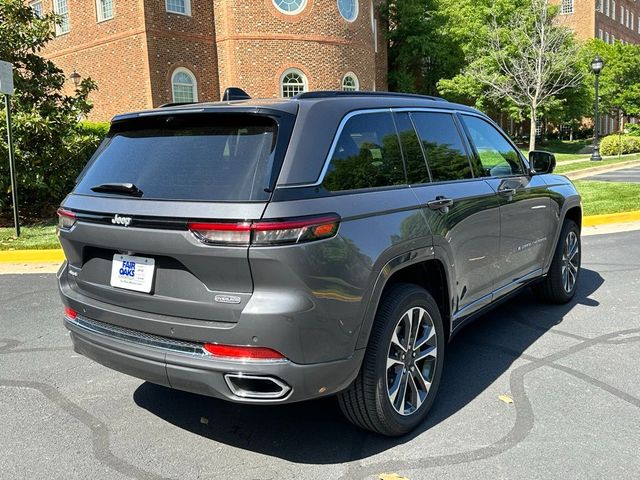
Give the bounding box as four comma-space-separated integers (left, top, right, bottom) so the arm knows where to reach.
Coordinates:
599, 134, 640, 156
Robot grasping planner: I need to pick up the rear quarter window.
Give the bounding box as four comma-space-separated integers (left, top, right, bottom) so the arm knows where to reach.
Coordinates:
75, 114, 280, 202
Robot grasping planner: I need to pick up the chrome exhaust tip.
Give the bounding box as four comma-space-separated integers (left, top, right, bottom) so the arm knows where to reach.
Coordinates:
224, 373, 291, 400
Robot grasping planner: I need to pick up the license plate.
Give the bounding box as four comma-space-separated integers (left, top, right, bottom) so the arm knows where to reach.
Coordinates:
110, 254, 155, 293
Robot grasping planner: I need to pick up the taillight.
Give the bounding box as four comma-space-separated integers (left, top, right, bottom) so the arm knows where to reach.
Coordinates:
188, 214, 340, 246
188, 222, 251, 246
57, 208, 77, 230
203, 343, 286, 361
64, 306, 78, 321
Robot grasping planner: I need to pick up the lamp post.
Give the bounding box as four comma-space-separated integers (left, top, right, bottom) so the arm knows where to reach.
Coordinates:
69, 70, 81, 89
590, 55, 605, 161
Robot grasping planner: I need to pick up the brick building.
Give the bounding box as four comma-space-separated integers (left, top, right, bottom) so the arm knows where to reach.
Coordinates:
30, 0, 387, 121
556, 0, 640, 133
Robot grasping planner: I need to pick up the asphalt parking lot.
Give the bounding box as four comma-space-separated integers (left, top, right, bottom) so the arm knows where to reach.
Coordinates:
1, 230, 639, 480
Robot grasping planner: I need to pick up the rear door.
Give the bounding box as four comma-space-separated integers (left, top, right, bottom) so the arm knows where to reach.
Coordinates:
59, 111, 293, 323
458, 114, 554, 294
401, 111, 501, 318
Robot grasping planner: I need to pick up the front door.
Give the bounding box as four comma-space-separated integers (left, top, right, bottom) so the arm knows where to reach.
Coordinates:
458, 114, 555, 294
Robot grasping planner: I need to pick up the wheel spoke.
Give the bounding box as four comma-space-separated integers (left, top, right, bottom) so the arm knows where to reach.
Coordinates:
400, 312, 412, 351
408, 373, 424, 411
387, 356, 403, 370
412, 364, 432, 393
388, 369, 404, 405
413, 324, 435, 351
394, 371, 410, 414
415, 344, 437, 363
391, 329, 407, 353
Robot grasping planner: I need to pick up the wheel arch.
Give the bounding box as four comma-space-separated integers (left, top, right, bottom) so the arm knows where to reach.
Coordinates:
356, 255, 452, 350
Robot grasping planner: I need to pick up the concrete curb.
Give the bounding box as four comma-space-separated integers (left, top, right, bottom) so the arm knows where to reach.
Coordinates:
583, 210, 640, 227
564, 159, 640, 180
0, 249, 65, 263
2, 210, 640, 265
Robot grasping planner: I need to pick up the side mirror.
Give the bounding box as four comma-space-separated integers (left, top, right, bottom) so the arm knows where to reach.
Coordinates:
529, 151, 556, 175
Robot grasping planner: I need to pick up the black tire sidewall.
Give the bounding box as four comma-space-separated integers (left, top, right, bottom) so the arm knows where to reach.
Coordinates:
372, 285, 445, 435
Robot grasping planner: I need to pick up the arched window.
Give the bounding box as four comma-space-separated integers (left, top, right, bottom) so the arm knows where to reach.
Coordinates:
337, 0, 358, 22
280, 69, 308, 98
273, 0, 307, 15
342, 73, 359, 91
171, 68, 197, 103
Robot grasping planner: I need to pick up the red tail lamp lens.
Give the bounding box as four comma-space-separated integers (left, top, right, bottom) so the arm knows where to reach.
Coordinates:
57, 208, 77, 230
187, 222, 252, 246
64, 306, 78, 321
188, 214, 340, 246
203, 343, 286, 361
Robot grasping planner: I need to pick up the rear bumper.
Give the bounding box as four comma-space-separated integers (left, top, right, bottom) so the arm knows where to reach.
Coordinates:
64, 315, 364, 404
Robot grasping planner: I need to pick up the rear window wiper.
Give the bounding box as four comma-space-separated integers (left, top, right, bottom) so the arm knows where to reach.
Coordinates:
90, 182, 143, 197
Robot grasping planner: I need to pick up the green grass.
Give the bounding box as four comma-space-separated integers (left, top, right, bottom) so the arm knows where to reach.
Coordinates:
554, 154, 640, 174
574, 180, 640, 216
0, 224, 60, 251
520, 139, 592, 162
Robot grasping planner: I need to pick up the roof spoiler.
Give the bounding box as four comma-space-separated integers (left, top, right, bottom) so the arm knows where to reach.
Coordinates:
223, 87, 251, 101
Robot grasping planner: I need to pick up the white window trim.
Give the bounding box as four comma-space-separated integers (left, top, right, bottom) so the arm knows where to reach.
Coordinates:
272, 0, 308, 16
337, 0, 359, 22
342, 72, 360, 91
96, 0, 114, 22
560, 0, 574, 15
165, 0, 191, 16
30, 0, 43, 17
171, 67, 198, 103
280, 68, 308, 98
53, 0, 70, 35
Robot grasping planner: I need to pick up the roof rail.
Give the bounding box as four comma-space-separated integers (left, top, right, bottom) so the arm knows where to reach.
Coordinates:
158, 101, 199, 108
294, 90, 448, 102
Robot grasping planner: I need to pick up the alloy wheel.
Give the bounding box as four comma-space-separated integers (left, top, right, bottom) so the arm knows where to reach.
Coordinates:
386, 306, 438, 416
561, 231, 580, 293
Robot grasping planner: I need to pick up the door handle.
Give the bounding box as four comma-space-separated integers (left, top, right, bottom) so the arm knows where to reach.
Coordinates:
497, 187, 517, 197
426, 197, 454, 213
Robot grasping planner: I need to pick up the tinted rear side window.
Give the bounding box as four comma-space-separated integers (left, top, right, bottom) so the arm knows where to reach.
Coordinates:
410, 112, 472, 182
395, 112, 430, 185
323, 112, 406, 192
75, 114, 279, 202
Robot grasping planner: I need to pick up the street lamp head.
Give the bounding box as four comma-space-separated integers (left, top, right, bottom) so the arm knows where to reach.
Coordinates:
69, 70, 82, 88
591, 55, 604, 75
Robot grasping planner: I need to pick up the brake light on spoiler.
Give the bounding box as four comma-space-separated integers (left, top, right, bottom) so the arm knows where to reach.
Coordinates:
188, 214, 340, 246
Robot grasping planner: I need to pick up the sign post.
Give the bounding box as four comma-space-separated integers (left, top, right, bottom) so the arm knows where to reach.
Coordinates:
0, 60, 19, 237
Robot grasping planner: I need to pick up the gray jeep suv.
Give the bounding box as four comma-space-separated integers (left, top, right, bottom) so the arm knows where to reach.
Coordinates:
58, 91, 581, 436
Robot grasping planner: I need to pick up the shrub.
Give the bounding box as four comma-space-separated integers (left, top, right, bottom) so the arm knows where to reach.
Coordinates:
599, 134, 640, 156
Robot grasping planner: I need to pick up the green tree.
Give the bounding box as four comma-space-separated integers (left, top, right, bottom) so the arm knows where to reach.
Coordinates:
438, 0, 583, 151
582, 39, 640, 132
384, 0, 463, 95
0, 0, 98, 218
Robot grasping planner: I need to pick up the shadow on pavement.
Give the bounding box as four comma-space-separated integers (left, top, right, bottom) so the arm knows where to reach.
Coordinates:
134, 268, 603, 464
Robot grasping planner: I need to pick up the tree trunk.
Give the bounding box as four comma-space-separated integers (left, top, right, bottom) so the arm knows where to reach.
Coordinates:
529, 110, 537, 152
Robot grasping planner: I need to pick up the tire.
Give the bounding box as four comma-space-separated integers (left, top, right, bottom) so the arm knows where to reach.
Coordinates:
534, 219, 581, 304
338, 283, 445, 436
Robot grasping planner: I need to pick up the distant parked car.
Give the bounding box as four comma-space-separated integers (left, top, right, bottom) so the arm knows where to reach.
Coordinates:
57, 91, 582, 436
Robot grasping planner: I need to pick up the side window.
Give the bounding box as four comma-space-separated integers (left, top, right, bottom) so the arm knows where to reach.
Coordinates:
410, 112, 473, 182
461, 115, 525, 177
394, 112, 430, 185
323, 112, 406, 192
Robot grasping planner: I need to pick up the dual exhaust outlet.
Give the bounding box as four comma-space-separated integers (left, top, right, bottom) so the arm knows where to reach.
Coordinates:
224, 373, 291, 400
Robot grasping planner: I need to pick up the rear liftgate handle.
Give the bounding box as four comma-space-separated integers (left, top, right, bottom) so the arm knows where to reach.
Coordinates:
426, 196, 454, 214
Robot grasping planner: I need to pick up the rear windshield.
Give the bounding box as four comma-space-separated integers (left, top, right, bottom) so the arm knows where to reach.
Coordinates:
75, 114, 279, 202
